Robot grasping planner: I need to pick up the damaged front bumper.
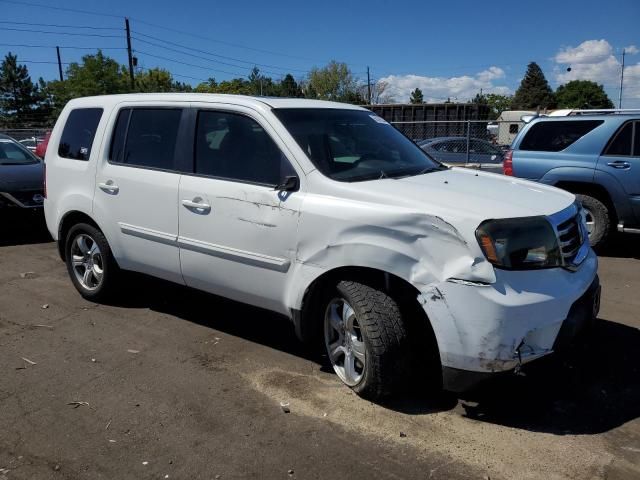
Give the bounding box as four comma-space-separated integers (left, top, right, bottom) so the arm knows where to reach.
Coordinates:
418, 249, 599, 392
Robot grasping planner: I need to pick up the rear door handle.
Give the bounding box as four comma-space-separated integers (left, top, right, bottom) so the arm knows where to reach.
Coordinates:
182, 198, 211, 213
98, 181, 119, 194
607, 161, 631, 169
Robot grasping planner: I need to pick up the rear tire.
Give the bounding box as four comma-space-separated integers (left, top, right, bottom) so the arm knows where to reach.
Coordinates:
323, 280, 410, 400
575, 194, 610, 248
65, 223, 120, 302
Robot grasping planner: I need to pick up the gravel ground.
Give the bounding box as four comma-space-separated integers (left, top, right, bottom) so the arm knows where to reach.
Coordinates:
1, 215, 639, 480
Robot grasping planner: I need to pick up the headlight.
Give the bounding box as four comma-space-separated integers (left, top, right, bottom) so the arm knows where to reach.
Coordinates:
475, 217, 562, 270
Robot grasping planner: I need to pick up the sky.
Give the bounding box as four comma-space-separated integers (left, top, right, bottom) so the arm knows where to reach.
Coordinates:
1, 0, 639, 106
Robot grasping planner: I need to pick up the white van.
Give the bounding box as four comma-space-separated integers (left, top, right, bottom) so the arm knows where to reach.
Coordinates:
44, 94, 599, 399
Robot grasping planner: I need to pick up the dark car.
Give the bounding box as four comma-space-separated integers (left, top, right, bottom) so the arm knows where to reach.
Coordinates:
0, 133, 45, 209
418, 137, 504, 173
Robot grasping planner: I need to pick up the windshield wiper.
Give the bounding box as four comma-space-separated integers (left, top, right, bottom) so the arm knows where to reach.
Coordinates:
0, 162, 37, 166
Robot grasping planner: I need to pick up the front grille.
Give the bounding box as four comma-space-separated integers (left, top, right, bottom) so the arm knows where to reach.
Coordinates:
556, 215, 582, 263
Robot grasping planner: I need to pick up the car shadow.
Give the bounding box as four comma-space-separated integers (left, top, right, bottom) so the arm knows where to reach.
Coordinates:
0, 211, 51, 247
108, 274, 639, 434
596, 233, 640, 259
456, 318, 640, 435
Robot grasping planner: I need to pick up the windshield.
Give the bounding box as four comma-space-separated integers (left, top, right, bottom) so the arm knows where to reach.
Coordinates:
273, 108, 443, 182
0, 140, 39, 165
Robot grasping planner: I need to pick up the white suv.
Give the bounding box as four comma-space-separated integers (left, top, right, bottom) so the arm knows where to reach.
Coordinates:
44, 94, 600, 399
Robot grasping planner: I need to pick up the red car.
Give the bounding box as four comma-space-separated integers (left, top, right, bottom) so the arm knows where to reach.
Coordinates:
35, 131, 51, 158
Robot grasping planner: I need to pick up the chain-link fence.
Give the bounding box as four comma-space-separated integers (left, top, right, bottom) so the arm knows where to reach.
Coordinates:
391, 120, 526, 174
0, 128, 50, 156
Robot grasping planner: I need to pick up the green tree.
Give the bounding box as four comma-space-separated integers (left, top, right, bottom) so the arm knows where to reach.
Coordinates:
555, 80, 614, 109
0, 53, 41, 126
64, 50, 129, 98
279, 73, 302, 97
485, 93, 513, 119
306, 61, 360, 102
511, 62, 556, 110
194, 77, 219, 93
135, 68, 191, 93
409, 87, 424, 104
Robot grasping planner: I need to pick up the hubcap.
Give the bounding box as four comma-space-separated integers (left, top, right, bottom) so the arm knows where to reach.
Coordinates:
324, 298, 366, 386
70, 234, 104, 291
582, 207, 595, 236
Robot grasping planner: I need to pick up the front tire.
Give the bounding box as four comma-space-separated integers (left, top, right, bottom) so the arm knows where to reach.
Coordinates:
575, 194, 610, 248
324, 280, 409, 400
65, 223, 119, 302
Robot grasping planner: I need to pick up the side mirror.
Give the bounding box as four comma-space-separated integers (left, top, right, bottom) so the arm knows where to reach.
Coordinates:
275, 175, 299, 192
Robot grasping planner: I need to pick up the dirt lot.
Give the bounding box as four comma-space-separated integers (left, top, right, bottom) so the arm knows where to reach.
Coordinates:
1, 215, 639, 480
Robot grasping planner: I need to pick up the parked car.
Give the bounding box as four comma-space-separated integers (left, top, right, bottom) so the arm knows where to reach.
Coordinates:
418, 136, 504, 173
505, 110, 640, 247
18, 136, 44, 153
45, 94, 599, 399
35, 131, 51, 159
0, 133, 44, 209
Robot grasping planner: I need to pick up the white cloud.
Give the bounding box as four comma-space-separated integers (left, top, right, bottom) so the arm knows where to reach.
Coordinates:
379, 67, 511, 103
625, 45, 639, 55
554, 39, 640, 107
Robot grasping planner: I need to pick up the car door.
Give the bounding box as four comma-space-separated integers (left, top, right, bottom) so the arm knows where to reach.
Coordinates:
597, 120, 640, 222
178, 105, 303, 315
93, 104, 188, 284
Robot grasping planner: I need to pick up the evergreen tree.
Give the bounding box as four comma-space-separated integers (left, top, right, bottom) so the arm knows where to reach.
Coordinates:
0, 53, 40, 126
409, 87, 424, 104
512, 62, 556, 110
279, 74, 301, 97
555, 80, 614, 109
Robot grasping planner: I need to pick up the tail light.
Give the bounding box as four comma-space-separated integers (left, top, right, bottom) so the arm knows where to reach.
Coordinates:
43, 162, 47, 199
503, 149, 514, 176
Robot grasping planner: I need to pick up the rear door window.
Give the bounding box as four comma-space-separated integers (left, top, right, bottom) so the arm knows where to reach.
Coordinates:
519, 120, 603, 152
58, 108, 103, 160
604, 122, 633, 156
110, 108, 182, 170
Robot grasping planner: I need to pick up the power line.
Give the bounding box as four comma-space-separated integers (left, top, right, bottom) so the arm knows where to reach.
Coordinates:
132, 35, 304, 76
135, 50, 250, 78
20, 59, 70, 64
0, 20, 122, 30
0, 0, 367, 69
2, 27, 122, 38
0, 42, 126, 50
0, 0, 122, 18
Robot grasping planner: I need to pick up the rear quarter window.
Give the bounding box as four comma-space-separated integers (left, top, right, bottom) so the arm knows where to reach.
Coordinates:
58, 108, 103, 160
519, 120, 603, 152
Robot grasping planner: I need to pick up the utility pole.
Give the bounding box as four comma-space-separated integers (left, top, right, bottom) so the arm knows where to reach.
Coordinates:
125, 18, 135, 90
618, 48, 626, 109
367, 66, 372, 105
56, 46, 63, 82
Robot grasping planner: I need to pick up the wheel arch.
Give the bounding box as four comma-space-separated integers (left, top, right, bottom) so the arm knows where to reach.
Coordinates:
292, 265, 442, 382
554, 180, 618, 224
57, 210, 105, 261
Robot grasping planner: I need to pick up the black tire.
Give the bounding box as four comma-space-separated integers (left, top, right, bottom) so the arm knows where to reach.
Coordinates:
575, 194, 610, 248
324, 280, 410, 400
65, 223, 120, 302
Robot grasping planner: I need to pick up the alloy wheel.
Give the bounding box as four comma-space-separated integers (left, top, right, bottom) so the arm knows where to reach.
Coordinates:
324, 298, 366, 386
70, 233, 104, 291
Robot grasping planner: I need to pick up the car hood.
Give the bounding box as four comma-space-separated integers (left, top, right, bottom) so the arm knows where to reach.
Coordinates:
348, 166, 575, 223
0, 161, 44, 191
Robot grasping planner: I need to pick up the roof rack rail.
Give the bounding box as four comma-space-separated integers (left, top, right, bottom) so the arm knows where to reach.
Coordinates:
561, 108, 640, 116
